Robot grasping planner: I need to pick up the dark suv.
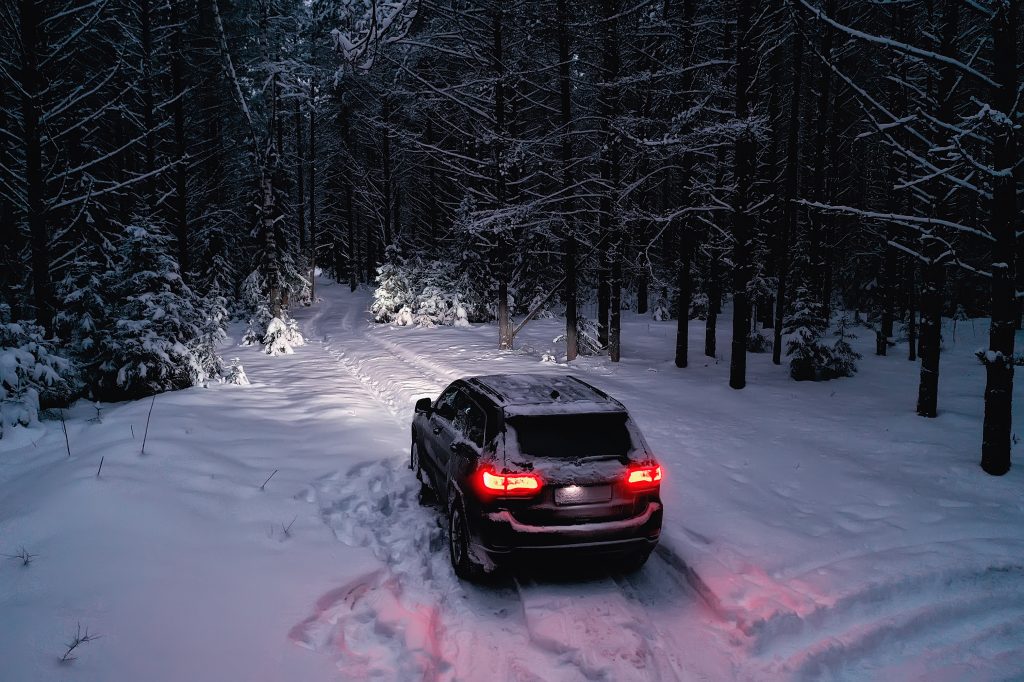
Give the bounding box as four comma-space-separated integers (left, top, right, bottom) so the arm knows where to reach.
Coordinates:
410, 374, 663, 580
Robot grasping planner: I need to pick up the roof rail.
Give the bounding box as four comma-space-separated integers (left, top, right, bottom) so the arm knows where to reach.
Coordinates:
565, 375, 624, 406
565, 375, 610, 399
468, 377, 506, 401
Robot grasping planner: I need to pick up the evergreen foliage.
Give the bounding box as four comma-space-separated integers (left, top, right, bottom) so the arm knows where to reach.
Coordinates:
0, 305, 74, 437
92, 224, 224, 400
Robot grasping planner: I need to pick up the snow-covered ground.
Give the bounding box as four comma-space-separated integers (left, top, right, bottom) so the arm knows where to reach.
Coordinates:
2, 278, 1022, 681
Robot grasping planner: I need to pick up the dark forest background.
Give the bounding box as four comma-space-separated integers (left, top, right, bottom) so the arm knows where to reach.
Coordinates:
1, 0, 1020, 473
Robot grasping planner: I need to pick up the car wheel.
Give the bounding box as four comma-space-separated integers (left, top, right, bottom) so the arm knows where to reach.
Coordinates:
410, 440, 435, 505
616, 549, 653, 574
448, 499, 485, 581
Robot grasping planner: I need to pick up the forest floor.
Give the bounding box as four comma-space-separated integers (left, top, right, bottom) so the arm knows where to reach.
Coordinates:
2, 278, 1023, 681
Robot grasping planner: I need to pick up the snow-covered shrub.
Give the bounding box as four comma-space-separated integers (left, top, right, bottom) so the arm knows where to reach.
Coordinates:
526, 292, 556, 320
785, 286, 831, 381
553, 316, 605, 356
238, 269, 305, 355
56, 244, 110, 374
240, 271, 272, 346
393, 305, 415, 327
262, 313, 305, 356
93, 224, 224, 400
242, 308, 270, 347
689, 292, 709, 321
828, 315, 861, 378
651, 289, 671, 321
576, 317, 605, 355
190, 295, 229, 383
371, 252, 492, 327
453, 301, 470, 327
785, 292, 860, 381
973, 349, 1024, 367
828, 337, 860, 377
220, 358, 250, 385
0, 307, 74, 437
746, 329, 773, 353
371, 259, 417, 323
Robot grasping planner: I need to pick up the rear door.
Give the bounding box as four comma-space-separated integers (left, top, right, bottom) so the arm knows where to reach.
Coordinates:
447, 390, 488, 495
424, 386, 460, 483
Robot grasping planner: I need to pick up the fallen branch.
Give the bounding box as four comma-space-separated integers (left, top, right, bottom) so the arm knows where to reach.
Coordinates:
4, 546, 37, 566
260, 469, 279, 491
60, 622, 100, 663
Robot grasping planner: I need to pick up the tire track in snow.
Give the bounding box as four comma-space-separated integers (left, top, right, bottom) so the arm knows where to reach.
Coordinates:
300, 286, 1024, 680
311, 290, 447, 422
741, 556, 1024, 680
297, 286, 570, 681
307, 286, 733, 680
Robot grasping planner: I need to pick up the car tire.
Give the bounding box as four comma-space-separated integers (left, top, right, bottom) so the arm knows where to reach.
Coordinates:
410, 440, 435, 505
448, 499, 486, 582
616, 549, 653, 574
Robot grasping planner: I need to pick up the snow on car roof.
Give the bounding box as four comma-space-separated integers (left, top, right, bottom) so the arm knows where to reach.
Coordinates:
465, 374, 624, 412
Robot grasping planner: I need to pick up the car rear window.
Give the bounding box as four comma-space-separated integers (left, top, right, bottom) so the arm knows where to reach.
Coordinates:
508, 413, 632, 459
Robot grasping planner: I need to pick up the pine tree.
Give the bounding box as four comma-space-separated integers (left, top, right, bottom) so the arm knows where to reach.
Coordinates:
95, 224, 223, 399
784, 284, 830, 381
0, 304, 73, 437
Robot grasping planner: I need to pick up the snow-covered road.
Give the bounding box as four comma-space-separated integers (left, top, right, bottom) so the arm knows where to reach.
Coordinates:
2, 278, 1022, 681
298, 284, 730, 681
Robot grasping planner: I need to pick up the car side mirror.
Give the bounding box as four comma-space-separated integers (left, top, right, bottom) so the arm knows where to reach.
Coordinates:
415, 397, 433, 414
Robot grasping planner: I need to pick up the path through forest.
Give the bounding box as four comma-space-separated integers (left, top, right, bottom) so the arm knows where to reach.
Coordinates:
2, 279, 1022, 681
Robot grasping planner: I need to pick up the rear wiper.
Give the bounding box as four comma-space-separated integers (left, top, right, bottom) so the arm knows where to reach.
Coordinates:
572, 454, 626, 465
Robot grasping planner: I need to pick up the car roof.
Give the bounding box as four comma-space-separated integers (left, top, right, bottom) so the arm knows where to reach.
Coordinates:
463, 374, 625, 415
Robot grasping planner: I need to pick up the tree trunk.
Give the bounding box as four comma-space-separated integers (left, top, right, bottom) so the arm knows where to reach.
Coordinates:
981, 0, 1018, 476
426, 119, 438, 243
772, 10, 800, 368
493, 7, 513, 350
607, 23, 622, 363
907, 263, 918, 361
140, 0, 156, 211
809, 0, 836, 310
916, 245, 943, 417
308, 84, 317, 301
675, 231, 692, 368
262, 163, 281, 318
341, 94, 357, 292
381, 96, 393, 249
729, 0, 755, 390
565, 235, 578, 359
705, 253, 719, 358
556, 0, 577, 360
598, 259, 610, 348
610, 254, 622, 362
19, 0, 50, 331
296, 99, 305, 253
170, 0, 189, 278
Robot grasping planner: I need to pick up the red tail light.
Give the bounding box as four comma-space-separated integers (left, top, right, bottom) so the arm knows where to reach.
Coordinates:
626, 464, 662, 489
479, 467, 543, 496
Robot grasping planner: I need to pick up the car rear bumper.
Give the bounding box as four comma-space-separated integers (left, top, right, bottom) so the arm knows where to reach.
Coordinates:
474, 502, 662, 560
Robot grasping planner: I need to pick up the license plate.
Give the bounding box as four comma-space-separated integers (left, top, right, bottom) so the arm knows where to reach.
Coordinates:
554, 485, 612, 506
